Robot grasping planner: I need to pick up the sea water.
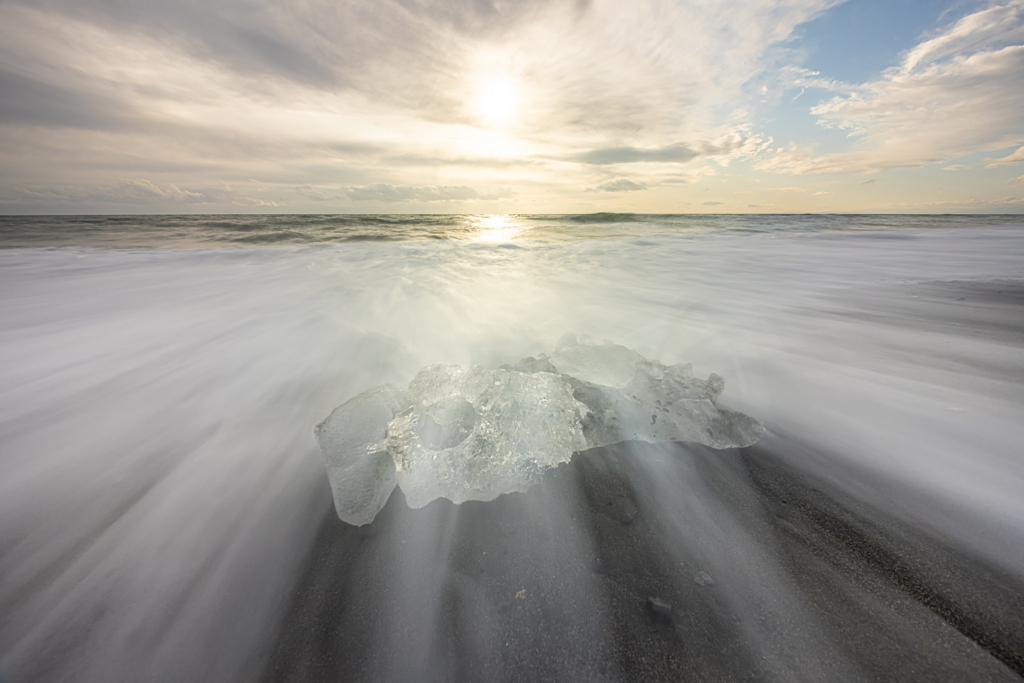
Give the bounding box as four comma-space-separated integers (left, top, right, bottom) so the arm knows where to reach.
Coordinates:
0, 213, 1022, 680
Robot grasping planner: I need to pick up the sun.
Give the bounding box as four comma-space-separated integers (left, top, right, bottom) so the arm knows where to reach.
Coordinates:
473, 79, 519, 129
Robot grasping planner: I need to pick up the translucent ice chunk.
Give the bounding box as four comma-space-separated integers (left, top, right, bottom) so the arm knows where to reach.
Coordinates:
384, 364, 586, 508
567, 352, 764, 450
506, 343, 761, 450
550, 342, 636, 388
315, 339, 765, 524
314, 384, 408, 526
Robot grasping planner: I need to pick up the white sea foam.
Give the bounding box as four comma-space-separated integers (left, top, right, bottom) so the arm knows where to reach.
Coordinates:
1, 222, 1023, 681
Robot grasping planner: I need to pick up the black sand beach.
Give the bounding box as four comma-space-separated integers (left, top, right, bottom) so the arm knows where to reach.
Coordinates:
263, 440, 1024, 682
262, 281, 1024, 683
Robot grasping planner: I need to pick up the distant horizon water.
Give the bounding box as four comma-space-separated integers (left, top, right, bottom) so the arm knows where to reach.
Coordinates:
2, 213, 1023, 249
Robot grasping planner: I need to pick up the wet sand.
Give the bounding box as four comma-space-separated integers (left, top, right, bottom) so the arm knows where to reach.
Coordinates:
262, 280, 1024, 682
262, 441, 1024, 682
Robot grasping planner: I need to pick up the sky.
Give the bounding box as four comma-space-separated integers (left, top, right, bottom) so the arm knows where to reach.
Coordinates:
0, 0, 1022, 214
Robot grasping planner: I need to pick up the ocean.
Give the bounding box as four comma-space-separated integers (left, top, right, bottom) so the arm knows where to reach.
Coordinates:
1, 214, 1023, 681
1, 213, 1022, 248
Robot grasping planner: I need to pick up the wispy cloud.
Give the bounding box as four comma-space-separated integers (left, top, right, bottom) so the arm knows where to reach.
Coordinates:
342, 184, 507, 202
761, 1, 1024, 174
0, 0, 1018, 211
0, 0, 839, 211
587, 179, 649, 193
885, 195, 1024, 209
985, 144, 1024, 167
569, 134, 759, 166
0, 179, 284, 207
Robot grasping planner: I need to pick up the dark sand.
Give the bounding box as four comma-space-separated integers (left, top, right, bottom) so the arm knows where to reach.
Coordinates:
261, 442, 1024, 682
263, 281, 1024, 682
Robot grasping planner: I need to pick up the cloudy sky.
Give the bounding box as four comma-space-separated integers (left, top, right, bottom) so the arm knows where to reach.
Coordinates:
1, 0, 1022, 213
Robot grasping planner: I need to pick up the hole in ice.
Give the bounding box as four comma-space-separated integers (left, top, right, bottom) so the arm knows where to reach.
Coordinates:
417, 396, 478, 450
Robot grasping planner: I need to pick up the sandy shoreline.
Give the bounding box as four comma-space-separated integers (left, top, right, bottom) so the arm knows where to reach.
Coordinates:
262, 440, 1024, 682
262, 280, 1024, 682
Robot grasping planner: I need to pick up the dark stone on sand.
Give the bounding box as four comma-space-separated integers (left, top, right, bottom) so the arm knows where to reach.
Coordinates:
645, 598, 672, 624
693, 571, 714, 587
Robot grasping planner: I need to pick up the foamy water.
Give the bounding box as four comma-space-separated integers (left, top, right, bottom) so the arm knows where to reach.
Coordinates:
1, 215, 1022, 681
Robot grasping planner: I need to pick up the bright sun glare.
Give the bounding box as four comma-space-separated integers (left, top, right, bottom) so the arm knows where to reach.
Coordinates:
473, 79, 518, 128
474, 215, 522, 242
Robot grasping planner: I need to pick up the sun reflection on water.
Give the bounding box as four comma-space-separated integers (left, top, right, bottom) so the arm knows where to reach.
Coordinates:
473, 215, 524, 242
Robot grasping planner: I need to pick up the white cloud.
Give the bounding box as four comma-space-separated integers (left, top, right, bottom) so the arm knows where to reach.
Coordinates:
0, 0, 841, 210
901, 2, 1024, 71
0, 180, 284, 207
587, 178, 649, 193
986, 144, 1024, 167
659, 165, 721, 185
8, 0, 1017, 211
342, 184, 506, 202
762, 1, 1024, 174
868, 195, 1024, 210
103, 180, 203, 203
775, 65, 848, 94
